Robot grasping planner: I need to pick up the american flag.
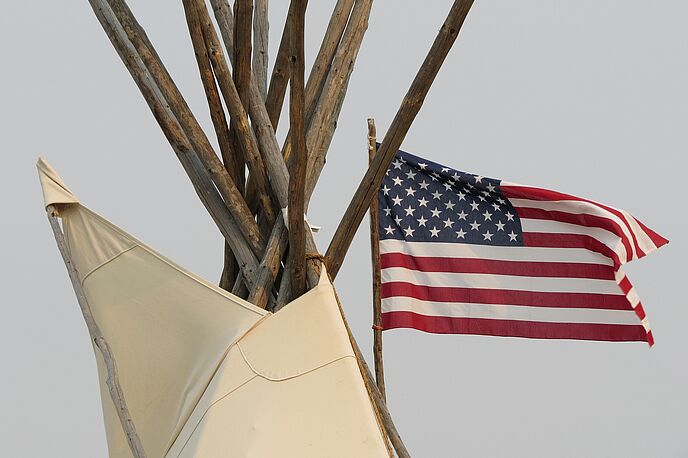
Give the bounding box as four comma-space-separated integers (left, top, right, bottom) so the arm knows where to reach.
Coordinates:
378, 149, 668, 345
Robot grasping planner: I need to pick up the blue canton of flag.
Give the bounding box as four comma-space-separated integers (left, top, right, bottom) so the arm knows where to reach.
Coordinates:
378, 149, 523, 246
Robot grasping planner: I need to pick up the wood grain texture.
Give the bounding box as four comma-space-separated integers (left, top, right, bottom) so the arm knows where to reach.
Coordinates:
281, 0, 355, 171
247, 217, 288, 307
303, 0, 371, 206
287, 0, 307, 299
104, 0, 265, 257
326, 0, 475, 278
230, 0, 251, 197
48, 207, 147, 458
264, 0, 300, 129
88, 0, 262, 288
198, 0, 322, 296
191, 0, 277, 226
182, 0, 239, 291
367, 119, 386, 401
253, 0, 269, 100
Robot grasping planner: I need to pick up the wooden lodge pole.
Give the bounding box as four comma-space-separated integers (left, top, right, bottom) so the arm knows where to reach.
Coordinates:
243, 0, 354, 214
253, 0, 269, 100
181, 0, 239, 292
367, 118, 386, 401
47, 206, 147, 458
87, 0, 263, 290
287, 0, 308, 299
326, 0, 475, 278
193, 0, 324, 302
104, 0, 267, 255
263, 0, 303, 130
280, 0, 355, 168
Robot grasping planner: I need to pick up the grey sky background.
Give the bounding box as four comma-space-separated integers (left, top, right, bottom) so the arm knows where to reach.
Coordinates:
2, 1, 686, 456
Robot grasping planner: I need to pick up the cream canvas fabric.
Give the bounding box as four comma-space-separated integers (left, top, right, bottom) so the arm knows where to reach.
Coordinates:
38, 159, 388, 457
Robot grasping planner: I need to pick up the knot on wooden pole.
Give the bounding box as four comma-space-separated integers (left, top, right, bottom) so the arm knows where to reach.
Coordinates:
305, 252, 326, 263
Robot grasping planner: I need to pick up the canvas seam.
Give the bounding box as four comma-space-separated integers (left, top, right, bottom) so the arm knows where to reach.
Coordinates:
80, 244, 138, 286
236, 342, 356, 381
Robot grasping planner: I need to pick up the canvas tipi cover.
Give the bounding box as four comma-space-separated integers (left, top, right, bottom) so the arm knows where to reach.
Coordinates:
38, 158, 389, 457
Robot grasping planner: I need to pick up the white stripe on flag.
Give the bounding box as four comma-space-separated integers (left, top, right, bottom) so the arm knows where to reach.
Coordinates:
509, 197, 639, 259
381, 267, 624, 295
520, 218, 628, 262
382, 297, 641, 325
379, 239, 613, 266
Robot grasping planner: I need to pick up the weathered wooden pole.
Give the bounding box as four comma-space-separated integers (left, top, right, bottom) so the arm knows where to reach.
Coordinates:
87, 0, 262, 290
326, 0, 475, 278
187, 0, 277, 227
105, 0, 266, 255
194, 0, 321, 302
253, 0, 269, 100
367, 118, 386, 401
182, 0, 239, 292
229, 0, 250, 203
47, 206, 147, 458
287, 0, 308, 299
303, 0, 371, 205
244, 0, 353, 213
280, 0, 355, 166
263, 0, 302, 129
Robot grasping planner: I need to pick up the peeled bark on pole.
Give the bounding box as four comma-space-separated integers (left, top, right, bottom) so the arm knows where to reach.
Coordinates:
253, 0, 269, 100
326, 0, 475, 278
287, 0, 308, 299
87, 0, 262, 288
105, 0, 265, 256
367, 118, 386, 401
47, 206, 147, 458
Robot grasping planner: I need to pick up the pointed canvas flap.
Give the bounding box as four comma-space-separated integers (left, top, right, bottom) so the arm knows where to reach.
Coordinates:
57, 203, 268, 457
166, 276, 388, 457
37, 157, 79, 208
236, 278, 353, 380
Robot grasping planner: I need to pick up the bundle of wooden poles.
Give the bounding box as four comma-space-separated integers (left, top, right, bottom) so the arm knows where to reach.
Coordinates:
75, 0, 475, 456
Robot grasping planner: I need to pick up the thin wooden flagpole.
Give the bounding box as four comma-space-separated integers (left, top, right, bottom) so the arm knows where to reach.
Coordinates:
46, 205, 147, 458
367, 118, 386, 401
326, 0, 475, 278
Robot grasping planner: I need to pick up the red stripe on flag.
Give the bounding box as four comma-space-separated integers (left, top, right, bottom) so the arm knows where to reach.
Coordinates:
615, 273, 648, 323
515, 207, 633, 262
503, 185, 647, 257
381, 281, 632, 311
523, 233, 621, 266
635, 217, 669, 249
380, 252, 615, 280
381, 311, 650, 343
618, 275, 633, 295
